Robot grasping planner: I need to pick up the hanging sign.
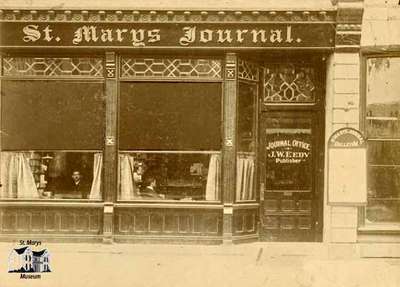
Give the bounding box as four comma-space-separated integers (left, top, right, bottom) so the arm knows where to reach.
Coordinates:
0, 22, 335, 48
328, 128, 367, 206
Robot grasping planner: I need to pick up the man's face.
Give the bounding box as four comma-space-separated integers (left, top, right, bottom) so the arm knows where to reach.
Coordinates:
137, 166, 143, 174
72, 172, 81, 182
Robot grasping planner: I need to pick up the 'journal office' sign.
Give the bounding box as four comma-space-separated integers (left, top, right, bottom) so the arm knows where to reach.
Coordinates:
0, 22, 335, 48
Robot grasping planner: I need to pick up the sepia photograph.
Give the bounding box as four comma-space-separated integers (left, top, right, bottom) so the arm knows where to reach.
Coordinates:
0, 0, 399, 286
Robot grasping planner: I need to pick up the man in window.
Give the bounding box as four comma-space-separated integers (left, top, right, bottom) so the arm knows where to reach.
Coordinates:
140, 175, 163, 199
68, 170, 90, 199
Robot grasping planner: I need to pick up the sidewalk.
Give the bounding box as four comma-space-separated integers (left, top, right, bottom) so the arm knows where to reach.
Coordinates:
0, 242, 399, 287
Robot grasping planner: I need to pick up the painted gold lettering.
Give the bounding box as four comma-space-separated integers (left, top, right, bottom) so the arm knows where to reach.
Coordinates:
216, 30, 233, 43
236, 30, 248, 43
130, 29, 145, 47
179, 26, 196, 46
115, 28, 128, 42
251, 30, 267, 43
73, 26, 98, 45
23, 25, 41, 42
43, 26, 54, 42
148, 29, 161, 43
286, 25, 294, 43
270, 29, 283, 43
200, 29, 213, 43
100, 29, 114, 42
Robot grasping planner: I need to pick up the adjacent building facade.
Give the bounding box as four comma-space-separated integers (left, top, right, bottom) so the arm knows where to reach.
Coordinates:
0, 0, 399, 255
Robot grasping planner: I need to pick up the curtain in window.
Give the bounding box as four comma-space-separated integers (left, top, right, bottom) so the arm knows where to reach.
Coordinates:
205, 154, 221, 201
0, 152, 40, 198
119, 154, 139, 200
236, 154, 255, 200
48, 152, 67, 178
89, 153, 102, 200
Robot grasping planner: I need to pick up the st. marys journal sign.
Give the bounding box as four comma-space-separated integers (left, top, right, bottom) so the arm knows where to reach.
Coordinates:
0, 22, 335, 48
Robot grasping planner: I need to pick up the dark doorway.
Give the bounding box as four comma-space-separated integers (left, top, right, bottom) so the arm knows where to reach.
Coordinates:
256, 58, 325, 242
259, 111, 324, 241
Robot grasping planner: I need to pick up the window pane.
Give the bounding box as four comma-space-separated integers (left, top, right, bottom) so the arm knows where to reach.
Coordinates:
368, 166, 400, 199
367, 166, 400, 222
366, 57, 400, 138
119, 153, 220, 201
1, 80, 104, 150
120, 58, 222, 79
263, 64, 316, 103
119, 82, 221, 150
238, 82, 256, 153
265, 117, 312, 191
366, 200, 400, 223
368, 141, 400, 165
237, 81, 257, 201
0, 152, 102, 200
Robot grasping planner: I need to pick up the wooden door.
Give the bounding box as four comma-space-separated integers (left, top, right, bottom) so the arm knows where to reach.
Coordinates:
259, 111, 322, 241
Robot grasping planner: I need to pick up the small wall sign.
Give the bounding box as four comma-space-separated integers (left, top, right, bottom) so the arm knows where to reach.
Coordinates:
328, 128, 367, 206
328, 127, 365, 148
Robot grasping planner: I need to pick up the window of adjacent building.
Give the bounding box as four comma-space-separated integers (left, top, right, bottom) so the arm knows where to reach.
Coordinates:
366, 57, 400, 223
0, 57, 104, 200
118, 58, 222, 202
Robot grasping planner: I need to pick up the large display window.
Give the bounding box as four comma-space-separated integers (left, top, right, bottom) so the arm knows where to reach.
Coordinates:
118, 58, 222, 202
0, 57, 105, 200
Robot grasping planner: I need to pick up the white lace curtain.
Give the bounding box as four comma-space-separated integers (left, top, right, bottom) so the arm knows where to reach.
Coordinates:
119, 154, 140, 200
205, 154, 221, 201
236, 154, 255, 201
89, 153, 102, 200
0, 152, 40, 199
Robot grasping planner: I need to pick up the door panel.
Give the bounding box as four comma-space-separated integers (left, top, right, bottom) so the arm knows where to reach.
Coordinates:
259, 111, 318, 241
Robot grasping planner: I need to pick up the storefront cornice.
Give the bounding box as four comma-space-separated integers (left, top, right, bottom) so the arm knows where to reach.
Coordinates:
0, 9, 337, 23
334, 0, 364, 52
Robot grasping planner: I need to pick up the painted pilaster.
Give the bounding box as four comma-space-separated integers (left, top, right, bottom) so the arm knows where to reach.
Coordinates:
222, 53, 238, 243
327, 0, 364, 243
103, 51, 118, 243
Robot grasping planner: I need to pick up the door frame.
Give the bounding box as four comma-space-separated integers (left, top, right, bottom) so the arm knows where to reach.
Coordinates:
258, 106, 325, 241
255, 55, 326, 241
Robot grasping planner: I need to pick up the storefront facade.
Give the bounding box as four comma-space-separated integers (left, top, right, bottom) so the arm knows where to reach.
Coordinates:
0, 0, 398, 250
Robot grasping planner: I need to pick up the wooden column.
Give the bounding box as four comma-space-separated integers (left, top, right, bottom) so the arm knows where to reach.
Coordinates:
222, 53, 238, 243
103, 52, 118, 243
0, 53, 2, 187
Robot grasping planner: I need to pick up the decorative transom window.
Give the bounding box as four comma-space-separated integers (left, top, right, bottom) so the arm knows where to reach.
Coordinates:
238, 60, 259, 82
2, 57, 103, 77
120, 57, 222, 79
263, 64, 316, 103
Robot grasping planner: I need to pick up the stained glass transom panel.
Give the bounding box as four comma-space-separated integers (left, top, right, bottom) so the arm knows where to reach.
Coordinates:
238, 60, 259, 82
2, 57, 103, 77
120, 58, 222, 79
263, 64, 316, 103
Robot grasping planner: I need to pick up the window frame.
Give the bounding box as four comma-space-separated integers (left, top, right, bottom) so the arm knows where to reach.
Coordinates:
0, 54, 106, 202
361, 53, 400, 228
117, 55, 224, 204
235, 76, 259, 203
